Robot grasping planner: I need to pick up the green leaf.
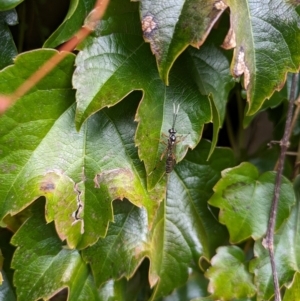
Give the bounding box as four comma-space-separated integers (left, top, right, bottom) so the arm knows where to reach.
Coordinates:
208, 162, 295, 243
11, 200, 100, 301
224, 0, 300, 115
73, 0, 212, 189
83, 141, 233, 298
184, 22, 234, 157
0, 50, 160, 249
0, 0, 23, 11
147, 141, 233, 300
249, 175, 300, 301
205, 246, 256, 300
283, 272, 300, 301
43, 0, 96, 48
139, 0, 227, 84
82, 199, 148, 286
0, 9, 18, 69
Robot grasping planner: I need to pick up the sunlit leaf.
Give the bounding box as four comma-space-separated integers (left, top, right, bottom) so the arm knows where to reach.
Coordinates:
0, 50, 160, 249
208, 162, 295, 242
205, 246, 256, 300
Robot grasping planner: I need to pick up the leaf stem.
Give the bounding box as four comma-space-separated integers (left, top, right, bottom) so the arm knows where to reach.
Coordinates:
264, 73, 298, 301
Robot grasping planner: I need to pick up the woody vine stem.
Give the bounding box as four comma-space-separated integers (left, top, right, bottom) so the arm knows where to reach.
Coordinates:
264, 73, 298, 301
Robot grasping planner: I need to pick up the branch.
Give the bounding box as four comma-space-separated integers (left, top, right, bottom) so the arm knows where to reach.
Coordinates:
263, 73, 298, 301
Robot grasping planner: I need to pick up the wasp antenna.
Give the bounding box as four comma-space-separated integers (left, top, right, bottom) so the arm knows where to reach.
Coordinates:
172, 103, 180, 129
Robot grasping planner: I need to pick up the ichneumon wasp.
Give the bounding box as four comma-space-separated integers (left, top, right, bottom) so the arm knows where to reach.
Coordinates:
160, 103, 180, 174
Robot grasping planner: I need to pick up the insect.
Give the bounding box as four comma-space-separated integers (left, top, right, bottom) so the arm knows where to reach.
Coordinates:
161, 103, 180, 174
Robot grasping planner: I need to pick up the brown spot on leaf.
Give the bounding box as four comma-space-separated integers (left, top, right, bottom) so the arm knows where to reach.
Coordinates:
233, 46, 250, 90
142, 14, 158, 36
40, 181, 55, 193
222, 27, 236, 49
214, 0, 227, 10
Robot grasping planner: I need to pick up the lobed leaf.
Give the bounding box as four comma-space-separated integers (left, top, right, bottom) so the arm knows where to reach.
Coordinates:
224, 0, 300, 115
205, 246, 256, 300
208, 162, 295, 242
0, 49, 160, 250
11, 201, 100, 301
147, 141, 233, 299
73, 0, 213, 189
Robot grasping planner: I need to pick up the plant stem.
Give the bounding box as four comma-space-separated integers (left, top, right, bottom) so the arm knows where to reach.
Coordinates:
264, 73, 298, 301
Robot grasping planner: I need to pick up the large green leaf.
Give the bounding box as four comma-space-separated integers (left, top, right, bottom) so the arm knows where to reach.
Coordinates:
224, 0, 300, 115
147, 141, 233, 299
73, 0, 213, 189
139, 0, 227, 84
0, 9, 18, 70
43, 0, 96, 48
83, 141, 233, 298
205, 246, 256, 300
0, 49, 160, 249
11, 200, 100, 301
184, 22, 234, 157
208, 162, 295, 243
249, 175, 300, 301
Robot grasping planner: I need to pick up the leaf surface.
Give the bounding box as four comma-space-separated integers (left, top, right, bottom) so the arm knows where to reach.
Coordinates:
208, 162, 295, 242
83, 141, 233, 298
224, 0, 300, 115
0, 50, 160, 249
11, 201, 100, 301
43, 0, 96, 48
73, 0, 213, 189
147, 141, 233, 299
205, 246, 256, 300
139, 0, 227, 83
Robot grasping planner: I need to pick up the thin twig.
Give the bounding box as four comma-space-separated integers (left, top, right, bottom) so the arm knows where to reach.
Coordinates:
263, 73, 298, 301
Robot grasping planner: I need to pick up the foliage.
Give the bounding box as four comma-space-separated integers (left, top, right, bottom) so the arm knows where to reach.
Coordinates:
0, 0, 300, 300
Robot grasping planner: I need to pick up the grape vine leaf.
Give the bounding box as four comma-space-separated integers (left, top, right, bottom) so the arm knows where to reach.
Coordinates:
205, 246, 256, 300
139, 0, 228, 84
11, 200, 100, 301
43, 0, 96, 48
208, 162, 295, 243
249, 175, 300, 301
0, 49, 160, 249
223, 0, 300, 115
